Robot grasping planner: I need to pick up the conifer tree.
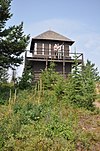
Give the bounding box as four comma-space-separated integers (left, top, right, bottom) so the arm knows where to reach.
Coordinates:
83, 60, 100, 82
0, 0, 30, 69
66, 54, 85, 107
41, 62, 56, 89
65, 58, 99, 110
0, 67, 8, 83
18, 66, 33, 90
82, 60, 99, 110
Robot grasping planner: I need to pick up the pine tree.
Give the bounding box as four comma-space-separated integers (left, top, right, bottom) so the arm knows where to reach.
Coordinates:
82, 60, 99, 110
0, 0, 30, 69
41, 62, 56, 89
65, 58, 99, 110
66, 53, 85, 107
18, 66, 33, 90
0, 67, 8, 83
83, 60, 100, 82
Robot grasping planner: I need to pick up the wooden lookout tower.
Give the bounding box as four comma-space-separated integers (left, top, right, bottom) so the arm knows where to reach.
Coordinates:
25, 30, 83, 82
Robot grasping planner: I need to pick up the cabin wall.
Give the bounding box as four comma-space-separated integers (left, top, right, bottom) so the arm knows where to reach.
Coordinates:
33, 61, 46, 72
31, 40, 70, 58
55, 62, 63, 73
37, 42, 42, 54
44, 42, 49, 55
55, 62, 71, 74
64, 44, 69, 56
32, 61, 46, 82
65, 63, 71, 73
29, 39, 73, 83
31, 60, 72, 82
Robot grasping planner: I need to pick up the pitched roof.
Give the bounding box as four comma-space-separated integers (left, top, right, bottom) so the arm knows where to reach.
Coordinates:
33, 30, 74, 43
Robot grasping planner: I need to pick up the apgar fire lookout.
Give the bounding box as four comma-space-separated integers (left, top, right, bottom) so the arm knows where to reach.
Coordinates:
25, 30, 83, 82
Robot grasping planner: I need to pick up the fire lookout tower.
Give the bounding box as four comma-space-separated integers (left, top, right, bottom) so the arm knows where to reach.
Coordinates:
25, 30, 83, 82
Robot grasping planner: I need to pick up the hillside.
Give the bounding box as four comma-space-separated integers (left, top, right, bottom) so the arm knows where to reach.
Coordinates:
0, 62, 100, 150
0, 87, 100, 151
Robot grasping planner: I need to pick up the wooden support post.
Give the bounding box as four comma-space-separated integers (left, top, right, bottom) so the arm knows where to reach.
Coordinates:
46, 58, 48, 70
63, 56, 66, 78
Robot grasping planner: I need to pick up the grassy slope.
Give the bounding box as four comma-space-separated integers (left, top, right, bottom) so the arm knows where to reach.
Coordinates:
0, 89, 100, 151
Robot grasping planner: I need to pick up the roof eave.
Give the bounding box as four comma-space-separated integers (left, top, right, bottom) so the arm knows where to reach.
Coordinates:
32, 38, 74, 45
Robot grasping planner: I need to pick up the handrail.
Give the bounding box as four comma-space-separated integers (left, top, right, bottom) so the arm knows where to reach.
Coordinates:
25, 50, 83, 61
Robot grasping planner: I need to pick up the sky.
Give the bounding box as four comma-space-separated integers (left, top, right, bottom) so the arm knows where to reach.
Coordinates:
7, 0, 100, 77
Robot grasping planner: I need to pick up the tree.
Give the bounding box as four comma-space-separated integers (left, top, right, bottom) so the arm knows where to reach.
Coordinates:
65, 54, 85, 107
81, 60, 99, 110
0, 67, 8, 83
41, 62, 56, 89
41, 62, 65, 100
0, 0, 30, 69
83, 60, 100, 82
18, 67, 33, 90
64, 56, 98, 110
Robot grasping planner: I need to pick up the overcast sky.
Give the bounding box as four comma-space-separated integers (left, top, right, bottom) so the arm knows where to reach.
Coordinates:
7, 0, 100, 77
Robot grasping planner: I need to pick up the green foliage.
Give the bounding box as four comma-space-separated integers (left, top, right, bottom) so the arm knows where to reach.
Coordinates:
41, 62, 57, 89
0, 0, 12, 28
0, 67, 8, 83
64, 56, 98, 110
0, 82, 14, 104
45, 115, 75, 141
83, 60, 100, 82
0, 56, 100, 150
41, 62, 65, 100
81, 60, 98, 110
0, 67, 9, 104
18, 67, 33, 90
0, 0, 30, 69
64, 55, 85, 108
0, 85, 99, 150
41, 60, 98, 110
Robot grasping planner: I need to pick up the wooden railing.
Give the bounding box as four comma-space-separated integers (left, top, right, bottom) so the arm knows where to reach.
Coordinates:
25, 50, 83, 62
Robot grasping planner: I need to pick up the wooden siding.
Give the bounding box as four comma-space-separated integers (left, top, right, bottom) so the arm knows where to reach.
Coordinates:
65, 63, 72, 73
64, 44, 69, 56
26, 33, 83, 83
44, 43, 49, 55
33, 61, 46, 72
29, 60, 73, 82
51, 43, 55, 58
37, 42, 42, 54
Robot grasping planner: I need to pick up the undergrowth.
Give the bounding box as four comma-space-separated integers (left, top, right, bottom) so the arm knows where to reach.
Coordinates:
0, 88, 100, 151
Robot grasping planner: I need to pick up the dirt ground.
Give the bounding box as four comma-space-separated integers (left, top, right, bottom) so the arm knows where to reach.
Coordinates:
94, 101, 100, 108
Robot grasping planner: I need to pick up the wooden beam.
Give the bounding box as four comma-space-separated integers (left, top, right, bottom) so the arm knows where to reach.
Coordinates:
63, 56, 66, 78
46, 58, 48, 70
